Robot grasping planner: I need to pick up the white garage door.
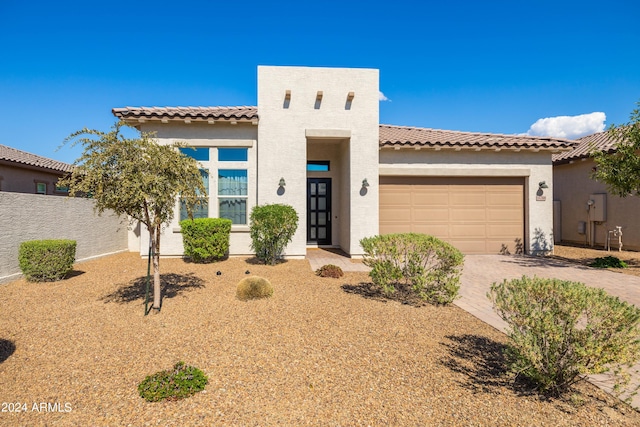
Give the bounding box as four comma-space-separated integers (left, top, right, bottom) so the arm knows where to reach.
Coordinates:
379, 176, 524, 254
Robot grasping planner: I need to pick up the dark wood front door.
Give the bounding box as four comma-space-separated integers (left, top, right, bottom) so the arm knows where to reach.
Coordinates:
307, 178, 331, 245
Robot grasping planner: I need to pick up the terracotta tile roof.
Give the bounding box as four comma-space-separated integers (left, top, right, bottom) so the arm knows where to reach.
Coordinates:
0, 144, 73, 173
112, 106, 258, 122
111, 106, 577, 152
379, 124, 576, 151
552, 130, 620, 164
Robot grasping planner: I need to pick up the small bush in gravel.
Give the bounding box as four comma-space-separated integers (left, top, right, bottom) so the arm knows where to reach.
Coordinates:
589, 256, 628, 269
316, 264, 344, 278
180, 218, 232, 263
138, 361, 208, 402
488, 276, 640, 398
18, 239, 76, 282
236, 276, 274, 301
249, 204, 298, 265
360, 233, 464, 305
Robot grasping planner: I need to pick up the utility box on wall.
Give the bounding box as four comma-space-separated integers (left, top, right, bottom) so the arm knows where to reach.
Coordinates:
578, 221, 586, 234
589, 193, 607, 222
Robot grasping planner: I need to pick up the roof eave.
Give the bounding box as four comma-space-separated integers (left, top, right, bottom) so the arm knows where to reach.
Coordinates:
0, 158, 73, 174
114, 115, 259, 126
379, 144, 571, 153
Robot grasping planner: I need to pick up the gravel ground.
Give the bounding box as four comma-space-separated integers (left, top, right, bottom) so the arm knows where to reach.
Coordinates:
1, 251, 640, 426
553, 244, 640, 277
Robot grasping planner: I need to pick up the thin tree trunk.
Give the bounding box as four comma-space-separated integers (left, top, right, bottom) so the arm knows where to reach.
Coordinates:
152, 224, 162, 309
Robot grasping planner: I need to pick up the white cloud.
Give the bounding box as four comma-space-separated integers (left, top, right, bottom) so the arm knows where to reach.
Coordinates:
379, 91, 390, 102
526, 112, 606, 139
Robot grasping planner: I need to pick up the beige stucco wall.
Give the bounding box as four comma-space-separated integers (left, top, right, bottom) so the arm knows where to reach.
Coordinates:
0, 163, 67, 196
554, 158, 640, 251
0, 192, 128, 283
257, 66, 380, 257
122, 66, 561, 258
128, 65, 381, 258
379, 149, 555, 254
135, 122, 258, 256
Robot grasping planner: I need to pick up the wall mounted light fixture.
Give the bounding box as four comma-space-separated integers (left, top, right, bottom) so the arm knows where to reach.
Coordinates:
362, 178, 370, 188
538, 181, 548, 190
279, 178, 286, 187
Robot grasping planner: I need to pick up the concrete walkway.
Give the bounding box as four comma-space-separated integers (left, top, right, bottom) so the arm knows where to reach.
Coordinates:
306, 249, 640, 408
306, 248, 371, 272
458, 255, 640, 409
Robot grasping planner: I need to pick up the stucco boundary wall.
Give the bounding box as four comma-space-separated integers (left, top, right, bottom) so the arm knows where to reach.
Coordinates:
0, 192, 129, 283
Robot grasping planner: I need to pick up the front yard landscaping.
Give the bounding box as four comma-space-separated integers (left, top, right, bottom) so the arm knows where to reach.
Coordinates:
553, 245, 640, 277
1, 252, 639, 425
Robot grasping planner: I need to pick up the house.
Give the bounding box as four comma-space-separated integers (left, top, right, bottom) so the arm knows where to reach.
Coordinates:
0, 144, 73, 196
553, 130, 640, 251
113, 65, 573, 258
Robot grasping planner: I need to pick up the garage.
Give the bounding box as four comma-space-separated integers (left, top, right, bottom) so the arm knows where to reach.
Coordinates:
379, 176, 524, 254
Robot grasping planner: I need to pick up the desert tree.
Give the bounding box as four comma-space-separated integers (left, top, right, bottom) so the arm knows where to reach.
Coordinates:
591, 101, 640, 197
58, 121, 206, 311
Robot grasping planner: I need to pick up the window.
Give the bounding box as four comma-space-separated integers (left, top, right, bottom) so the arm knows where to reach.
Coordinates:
218, 148, 248, 162
36, 182, 46, 195
218, 169, 247, 224
307, 161, 330, 172
180, 147, 210, 161
180, 169, 209, 221
176, 146, 251, 225
55, 184, 69, 193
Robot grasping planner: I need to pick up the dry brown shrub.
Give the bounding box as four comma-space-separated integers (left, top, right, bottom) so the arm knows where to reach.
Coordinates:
236, 276, 274, 301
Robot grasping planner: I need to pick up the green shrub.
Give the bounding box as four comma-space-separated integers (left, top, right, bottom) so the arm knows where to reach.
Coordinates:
250, 204, 298, 265
138, 361, 208, 402
589, 255, 628, 269
180, 218, 232, 263
236, 276, 274, 301
316, 264, 344, 278
488, 276, 640, 397
18, 239, 77, 282
360, 233, 464, 305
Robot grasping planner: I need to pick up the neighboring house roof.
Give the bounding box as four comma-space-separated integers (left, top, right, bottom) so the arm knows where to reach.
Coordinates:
112, 106, 258, 123
379, 124, 575, 152
552, 130, 620, 164
112, 106, 576, 152
0, 144, 73, 173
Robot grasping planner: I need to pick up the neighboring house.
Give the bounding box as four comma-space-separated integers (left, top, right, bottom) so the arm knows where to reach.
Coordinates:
553, 130, 640, 251
113, 65, 573, 258
0, 144, 73, 196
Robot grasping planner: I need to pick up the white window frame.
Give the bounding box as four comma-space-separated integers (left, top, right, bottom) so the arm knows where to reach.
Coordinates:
177, 147, 252, 227
217, 168, 248, 225
216, 147, 249, 225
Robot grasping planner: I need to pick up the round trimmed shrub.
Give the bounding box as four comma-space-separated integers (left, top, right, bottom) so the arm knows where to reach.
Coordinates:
18, 239, 77, 282
138, 361, 208, 402
249, 204, 298, 265
180, 218, 232, 263
236, 276, 274, 301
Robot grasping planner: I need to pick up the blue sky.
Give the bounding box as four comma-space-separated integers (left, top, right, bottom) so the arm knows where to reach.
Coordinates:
1, 0, 639, 164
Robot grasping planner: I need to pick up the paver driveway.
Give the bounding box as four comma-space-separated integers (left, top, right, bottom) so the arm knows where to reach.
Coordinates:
457, 255, 640, 409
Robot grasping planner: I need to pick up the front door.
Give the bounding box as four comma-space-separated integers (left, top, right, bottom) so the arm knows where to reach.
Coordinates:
307, 178, 331, 245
